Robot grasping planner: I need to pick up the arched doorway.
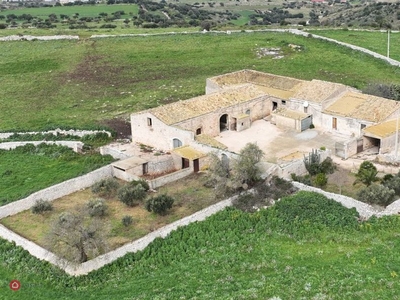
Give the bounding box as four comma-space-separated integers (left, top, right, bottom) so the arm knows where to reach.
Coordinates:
220, 114, 228, 132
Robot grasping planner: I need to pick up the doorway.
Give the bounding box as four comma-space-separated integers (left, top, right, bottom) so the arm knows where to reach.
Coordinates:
220, 114, 228, 132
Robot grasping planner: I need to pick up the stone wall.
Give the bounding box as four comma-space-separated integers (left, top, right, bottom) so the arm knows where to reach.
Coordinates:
293, 181, 400, 219
147, 168, 193, 189
0, 129, 111, 140
0, 141, 84, 153
0, 165, 113, 219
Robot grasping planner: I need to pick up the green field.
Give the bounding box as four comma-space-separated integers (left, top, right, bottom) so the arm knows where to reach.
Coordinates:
0, 144, 114, 205
1, 191, 400, 299
308, 29, 400, 62
1, 31, 400, 132
0, 4, 138, 19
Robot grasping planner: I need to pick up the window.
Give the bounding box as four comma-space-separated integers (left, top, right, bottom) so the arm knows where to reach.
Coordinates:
332, 117, 337, 130
282, 100, 286, 105
147, 118, 152, 126
304, 107, 308, 113
173, 138, 182, 148
361, 124, 366, 130
196, 128, 202, 135
245, 109, 251, 115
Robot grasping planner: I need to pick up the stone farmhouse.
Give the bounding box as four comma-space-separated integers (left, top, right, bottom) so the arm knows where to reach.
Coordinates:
120, 69, 400, 180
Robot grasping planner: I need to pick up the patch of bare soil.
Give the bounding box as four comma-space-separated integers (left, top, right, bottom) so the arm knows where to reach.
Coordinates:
101, 118, 131, 139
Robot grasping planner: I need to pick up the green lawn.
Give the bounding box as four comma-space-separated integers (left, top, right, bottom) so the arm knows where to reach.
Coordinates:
308, 29, 400, 62
0, 4, 138, 19
1, 31, 399, 132
0, 144, 114, 205
1, 191, 400, 299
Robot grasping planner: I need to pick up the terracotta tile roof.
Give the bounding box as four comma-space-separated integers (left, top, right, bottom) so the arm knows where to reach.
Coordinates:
195, 134, 228, 149
209, 69, 304, 99
148, 84, 265, 125
323, 92, 400, 123
364, 119, 400, 138
292, 80, 350, 104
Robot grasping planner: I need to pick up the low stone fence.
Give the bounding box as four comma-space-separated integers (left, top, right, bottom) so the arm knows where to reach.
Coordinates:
0, 192, 235, 276
0, 141, 84, 153
0, 165, 113, 219
293, 181, 400, 219
0, 35, 79, 42
0, 129, 112, 140
147, 168, 194, 189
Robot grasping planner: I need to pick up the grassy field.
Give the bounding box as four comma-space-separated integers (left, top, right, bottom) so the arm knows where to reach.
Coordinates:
0, 144, 114, 205
308, 29, 400, 62
1, 191, 400, 299
0, 4, 138, 19
1, 31, 400, 132
0, 173, 216, 254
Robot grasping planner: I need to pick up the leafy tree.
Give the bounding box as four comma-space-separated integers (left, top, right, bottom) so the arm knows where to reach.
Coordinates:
358, 184, 395, 206
46, 210, 109, 263
118, 184, 146, 207
86, 198, 108, 217
382, 173, 400, 195
354, 161, 379, 186
91, 178, 119, 198
204, 152, 230, 197
145, 194, 174, 215
231, 143, 264, 188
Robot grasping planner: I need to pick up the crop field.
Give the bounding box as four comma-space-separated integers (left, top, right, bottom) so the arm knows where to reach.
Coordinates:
0, 144, 114, 205
1, 191, 400, 299
308, 29, 400, 62
1, 31, 400, 132
0, 4, 138, 19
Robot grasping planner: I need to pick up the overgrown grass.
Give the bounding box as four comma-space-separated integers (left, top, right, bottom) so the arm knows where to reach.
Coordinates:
308, 29, 400, 62
0, 144, 114, 205
0, 173, 216, 253
1, 191, 400, 299
1, 31, 400, 131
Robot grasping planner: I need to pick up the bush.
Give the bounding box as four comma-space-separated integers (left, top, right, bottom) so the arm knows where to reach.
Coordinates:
383, 174, 400, 195
358, 184, 396, 206
31, 199, 53, 214
145, 194, 174, 215
320, 157, 335, 174
118, 184, 146, 207
122, 215, 133, 227
130, 179, 150, 191
291, 173, 312, 186
86, 198, 108, 217
313, 173, 328, 187
91, 178, 119, 198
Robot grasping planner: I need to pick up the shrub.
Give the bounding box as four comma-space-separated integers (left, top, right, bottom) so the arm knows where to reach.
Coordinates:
320, 157, 335, 174
358, 184, 396, 206
31, 199, 53, 214
86, 198, 108, 217
383, 174, 400, 195
130, 179, 150, 191
122, 215, 133, 227
304, 149, 321, 176
145, 194, 174, 215
118, 184, 146, 207
91, 178, 119, 198
313, 173, 328, 187
291, 173, 312, 186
